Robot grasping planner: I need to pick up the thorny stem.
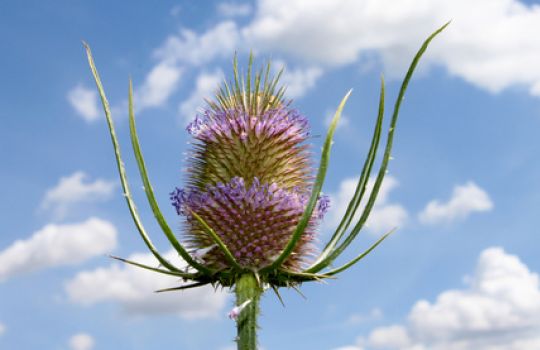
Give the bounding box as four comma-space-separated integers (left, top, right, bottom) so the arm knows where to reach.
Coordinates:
235, 273, 263, 350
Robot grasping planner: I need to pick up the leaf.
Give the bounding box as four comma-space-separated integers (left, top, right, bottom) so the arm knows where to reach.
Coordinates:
306, 76, 385, 272
306, 22, 450, 273
155, 281, 210, 293
324, 228, 395, 276
190, 211, 242, 270
84, 43, 182, 274
260, 90, 352, 273
127, 80, 213, 275
110, 255, 197, 279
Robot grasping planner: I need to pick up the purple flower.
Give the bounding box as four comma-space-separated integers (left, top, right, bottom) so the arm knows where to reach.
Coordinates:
171, 176, 328, 270
173, 102, 328, 270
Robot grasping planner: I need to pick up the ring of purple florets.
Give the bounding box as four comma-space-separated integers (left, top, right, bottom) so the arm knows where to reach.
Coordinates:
186, 108, 310, 143
170, 177, 330, 269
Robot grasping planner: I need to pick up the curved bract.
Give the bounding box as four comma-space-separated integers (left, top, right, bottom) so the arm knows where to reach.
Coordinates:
85, 22, 448, 350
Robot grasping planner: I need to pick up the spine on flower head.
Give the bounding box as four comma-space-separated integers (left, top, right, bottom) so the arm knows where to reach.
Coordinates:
171, 57, 330, 271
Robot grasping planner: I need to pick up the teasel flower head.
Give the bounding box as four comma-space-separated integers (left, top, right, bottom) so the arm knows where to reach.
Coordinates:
84, 22, 447, 350
170, 58, 331, 271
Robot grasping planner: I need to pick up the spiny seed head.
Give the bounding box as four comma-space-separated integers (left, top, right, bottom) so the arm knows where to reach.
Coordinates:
171, 56, 329, 271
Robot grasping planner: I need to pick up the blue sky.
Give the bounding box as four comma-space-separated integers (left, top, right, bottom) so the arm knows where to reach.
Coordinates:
2, 1, 540, 349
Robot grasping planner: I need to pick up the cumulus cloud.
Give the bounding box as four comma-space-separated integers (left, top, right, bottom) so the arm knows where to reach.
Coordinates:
179, 69, 224, 124
368, 325, 413, 349
134, 62, 183, 111
339, 247, 540, 350
275, 61, 324, 98
65, 250, 229, 319
69, 333, 95, 350
418, 182, 493, 225
155, 21, 240, 67
40, 171, 116, 219
67, 85, 100, 122
140, 14, 323, 113
0, 322, 5, 336
134, 0, 540, 117
0, 218, 117, 282
408, 248, 540, 347
217, 2, 252, 17
242, 0, 540, 97
244, 0, 391, 66
324, 176, 408, 235
131, 21, 239, 112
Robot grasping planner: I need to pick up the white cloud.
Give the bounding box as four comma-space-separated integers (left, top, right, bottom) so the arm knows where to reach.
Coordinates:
179, 69, 224, 125
341, 247, 540, 350
65, 250, 229, 320
67, 85, 100, 122
134, 0, 540, 117
242, 0, 540, 97
217, 2, 252, 17
0, 322, 5, 336
418, 182, 493, 225
155, 21, 240, 66
367, 203, 408, 233
274, 61, 323, 98
134, 62, 183, 111
282, 65, 323, 99
132, 21, 239, 113
0, 218, 117, 282
242, 0, 438, 67
69, 333, 95, 350
324, 176, 408, 235
141, 13, 326, 114
40, 171, 116, 220
408, 248, 540, 346
368, 325, 412, 349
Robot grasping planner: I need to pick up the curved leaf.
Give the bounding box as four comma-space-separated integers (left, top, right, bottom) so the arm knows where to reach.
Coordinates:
260, 90, 352, 273
84, 43, 182, 274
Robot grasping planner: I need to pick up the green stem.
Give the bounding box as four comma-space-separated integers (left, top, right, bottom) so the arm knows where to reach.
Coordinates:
235, 273, 262, 350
